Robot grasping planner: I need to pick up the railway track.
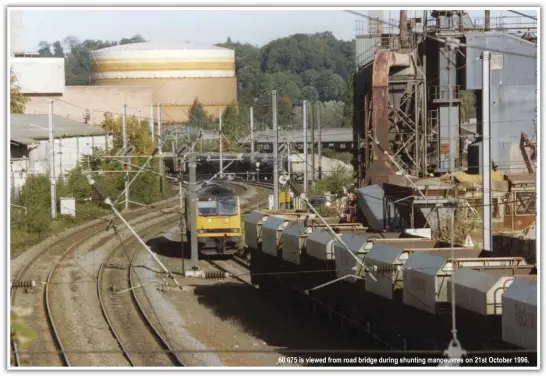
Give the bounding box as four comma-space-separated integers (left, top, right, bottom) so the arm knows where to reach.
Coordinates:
10, 196, 179, 367
128, 248, 185, 366
11, 180, 272, 367
97, 212, 185, 366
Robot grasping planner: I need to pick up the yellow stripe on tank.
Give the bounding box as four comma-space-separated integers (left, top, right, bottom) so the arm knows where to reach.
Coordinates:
93, 61, 235, 72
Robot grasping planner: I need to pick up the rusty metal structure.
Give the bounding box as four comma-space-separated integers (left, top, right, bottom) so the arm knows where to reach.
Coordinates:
353, 10, 538, 186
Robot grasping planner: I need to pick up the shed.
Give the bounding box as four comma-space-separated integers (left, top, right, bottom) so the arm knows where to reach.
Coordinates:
10, 114, 108, 197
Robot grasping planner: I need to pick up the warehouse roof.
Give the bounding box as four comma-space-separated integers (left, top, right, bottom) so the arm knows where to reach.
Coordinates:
10, 114, 106, 145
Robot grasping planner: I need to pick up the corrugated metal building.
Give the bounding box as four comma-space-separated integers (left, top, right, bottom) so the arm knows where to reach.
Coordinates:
10, 114, 108, 197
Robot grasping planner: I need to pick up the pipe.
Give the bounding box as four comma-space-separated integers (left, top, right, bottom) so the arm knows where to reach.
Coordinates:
508, 10, 537, 20
250, 107, 255, 165
485, 10, 491, 31
303, 100, 308, 194
400, 10, 408, 48
482, 51, 492, 252
219, 109, 223, 179
272, 90, 279, 210
48, 100, 57, 219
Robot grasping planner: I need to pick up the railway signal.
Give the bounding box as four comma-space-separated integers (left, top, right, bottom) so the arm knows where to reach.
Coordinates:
176, 157, 185, 172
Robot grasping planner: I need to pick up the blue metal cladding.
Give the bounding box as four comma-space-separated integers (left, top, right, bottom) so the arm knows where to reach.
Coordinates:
464, 32, 537, 173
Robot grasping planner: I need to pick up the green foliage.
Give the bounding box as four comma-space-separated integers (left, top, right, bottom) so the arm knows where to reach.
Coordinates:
217, 31, 355, 107
460, 90, 476, 124
342, 74, 354, 128
11, 306, 36, 349
98, 112, 155, 154
38, 35, 147, 85
309, 166, 354, 197
10, 71, 29, 114
188, 98, 214, 128
26, 207, 52, 238
19, 175, 51, 209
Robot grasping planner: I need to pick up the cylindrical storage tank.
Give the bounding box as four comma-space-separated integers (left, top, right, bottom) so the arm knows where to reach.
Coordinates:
91, 41, 237, 123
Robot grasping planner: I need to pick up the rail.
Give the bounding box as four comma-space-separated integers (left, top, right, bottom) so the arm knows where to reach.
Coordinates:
129, 251, 186, 366
97, 254, 137, 366
43, 233, 104, 366
10, 196, 180, 367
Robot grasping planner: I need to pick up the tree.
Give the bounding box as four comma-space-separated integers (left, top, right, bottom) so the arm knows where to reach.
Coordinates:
342, 74, 354, 128
301, 86, 319, 102
278, 97, 294, 125
221, 103, 240, 146
119, 34, 146, 45
38, 41, 53, 57
10, 70, 29, 114
188, 98, 211, 127
52, 41, 64, 57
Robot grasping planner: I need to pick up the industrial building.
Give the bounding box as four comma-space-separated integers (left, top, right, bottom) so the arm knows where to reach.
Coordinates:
352, 10, 537, 184
351, 10, 537, 244
10, 10, 237, 125
10, 114, 108, 197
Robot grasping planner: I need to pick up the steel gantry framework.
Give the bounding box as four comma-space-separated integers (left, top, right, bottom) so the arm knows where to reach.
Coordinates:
353, 10, 538, 186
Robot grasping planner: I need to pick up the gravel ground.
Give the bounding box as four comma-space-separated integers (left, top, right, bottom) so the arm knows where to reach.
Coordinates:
15, 183, 349, 368
48, 213, 174, 367
137, 180, 360, 368
144, 224, 363, 367
12, 208, 173, 367
133, 247, 224, 366
101, 214, 182, 367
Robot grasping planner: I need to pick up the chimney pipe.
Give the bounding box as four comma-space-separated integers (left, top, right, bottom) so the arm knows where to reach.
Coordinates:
485, 10, 491, 31
400, 10, 408, 48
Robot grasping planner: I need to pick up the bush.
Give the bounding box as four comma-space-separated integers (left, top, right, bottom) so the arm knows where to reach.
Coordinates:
309, 166, 353, 197
26, 206, 51, 239
19, 174, 50, 210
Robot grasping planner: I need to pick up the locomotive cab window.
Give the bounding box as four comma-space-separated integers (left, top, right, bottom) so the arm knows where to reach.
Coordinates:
218, 199, 238, 216
198, 200, 217, 215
